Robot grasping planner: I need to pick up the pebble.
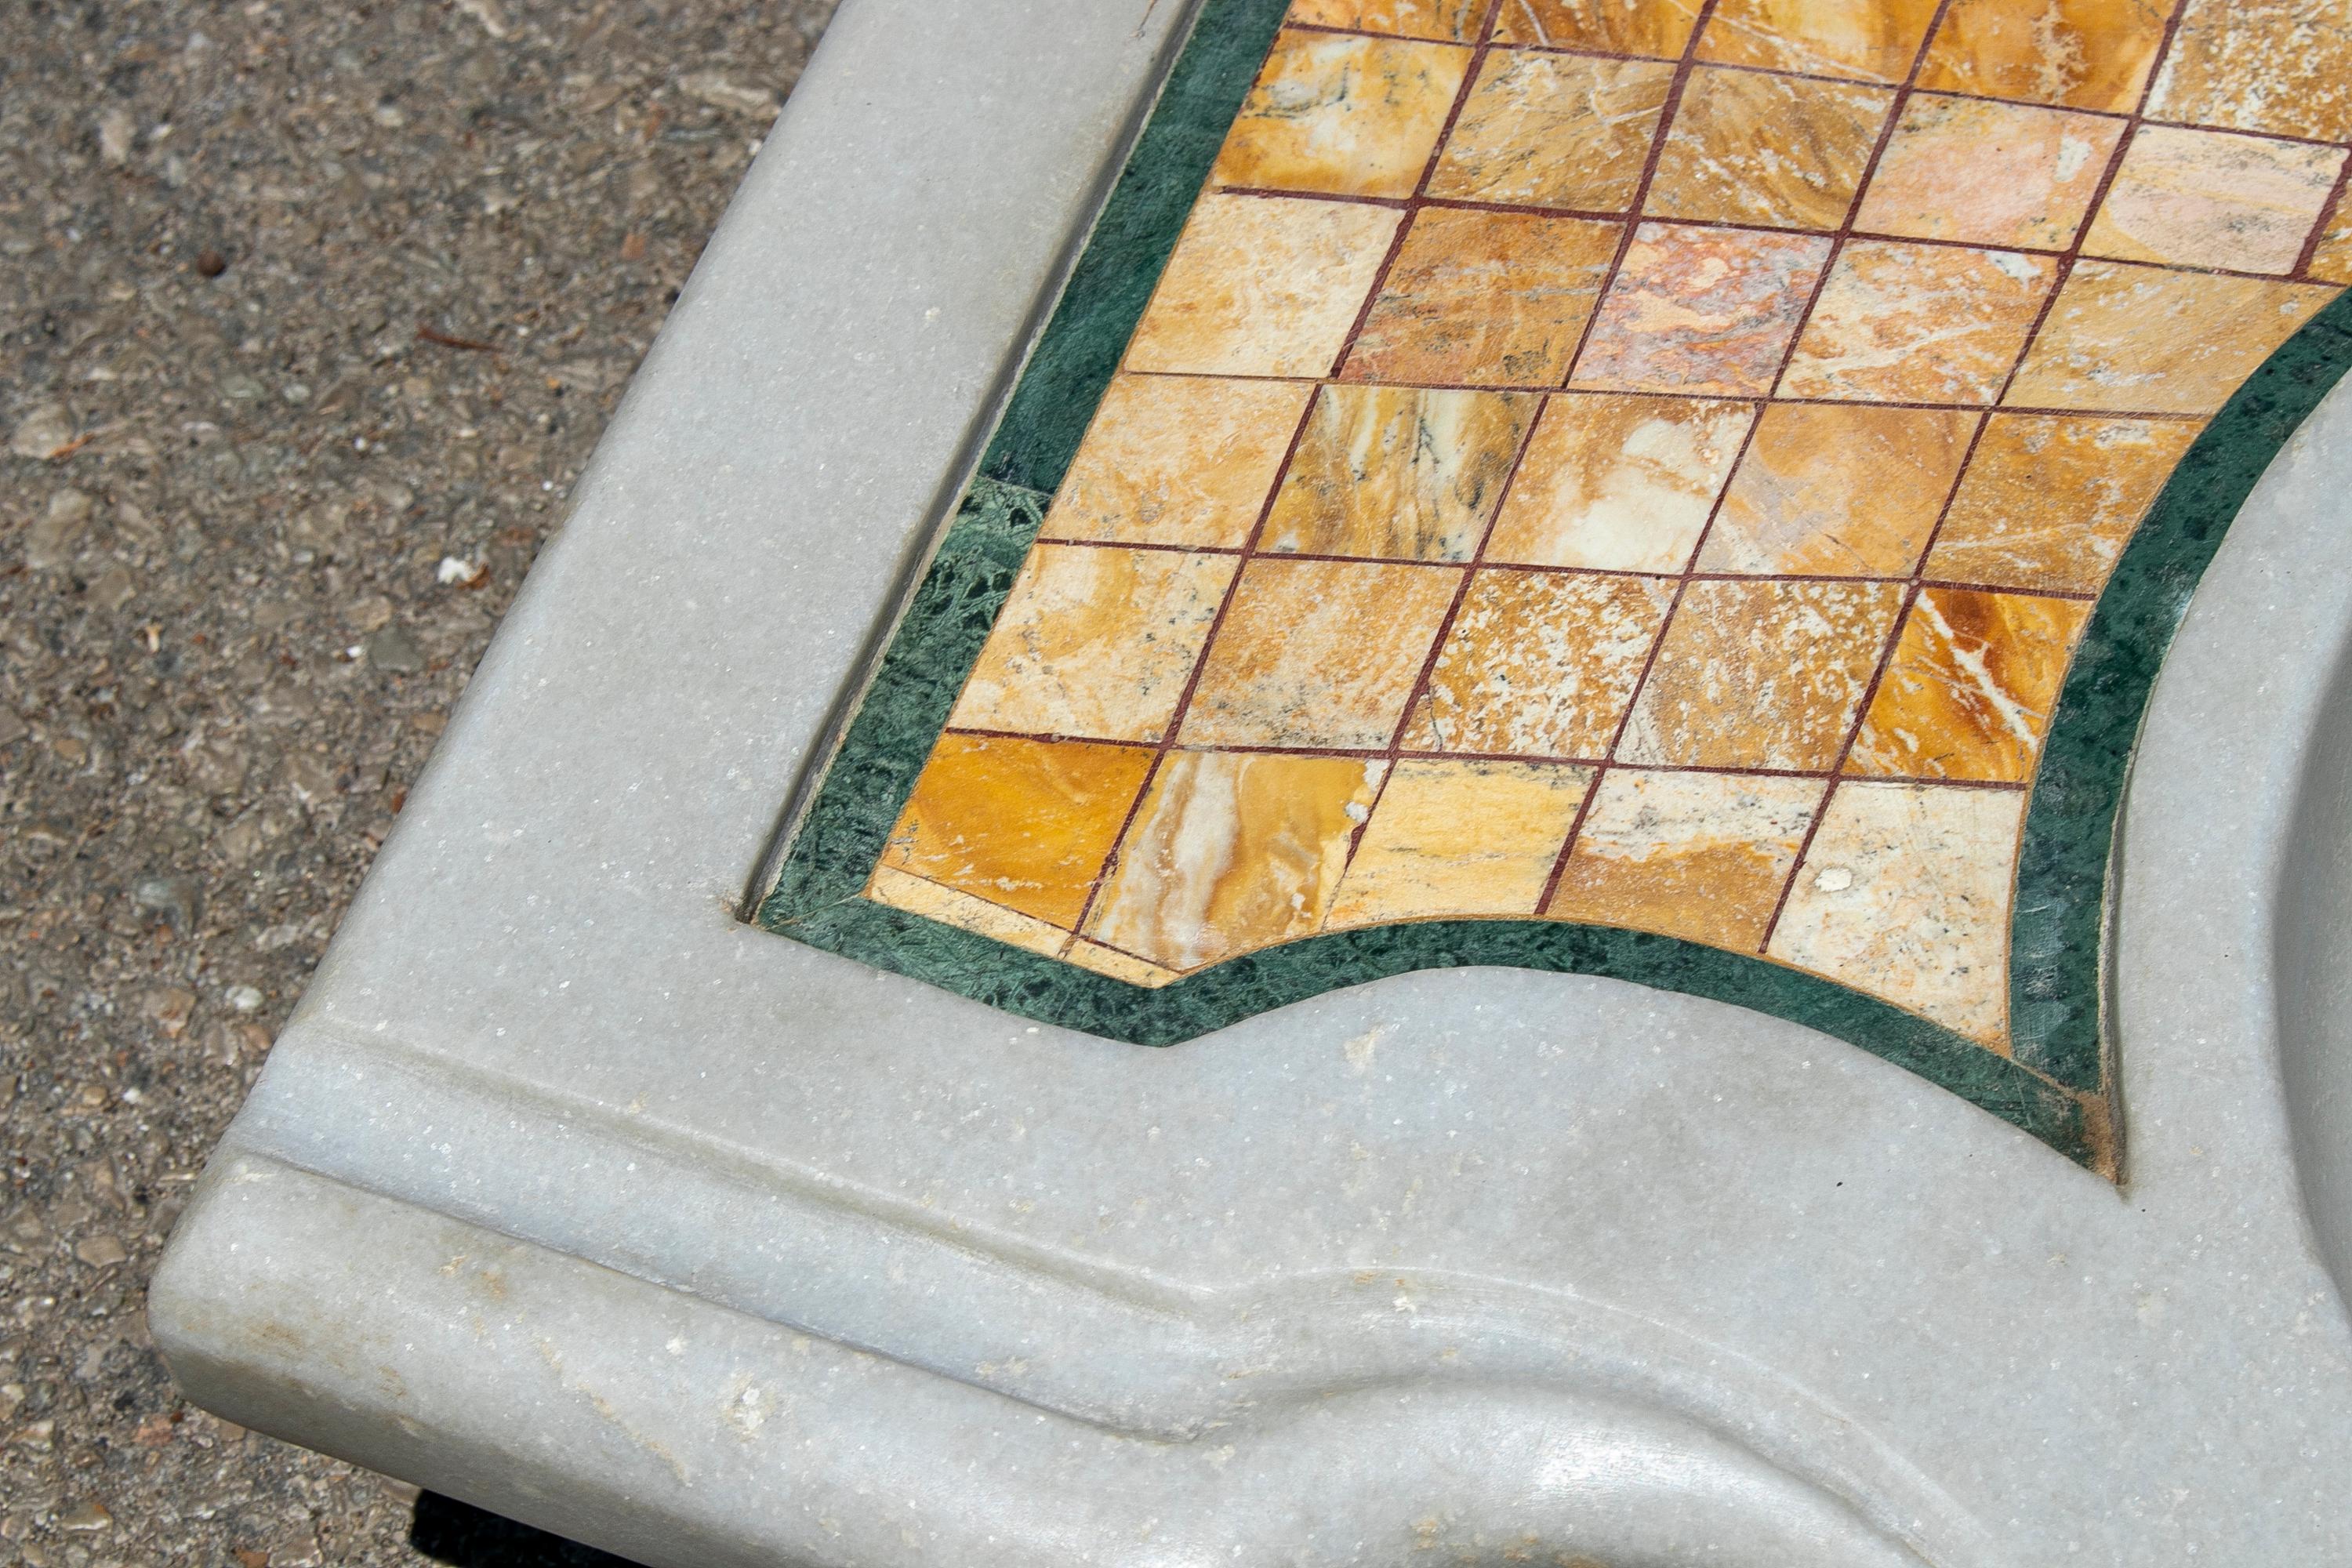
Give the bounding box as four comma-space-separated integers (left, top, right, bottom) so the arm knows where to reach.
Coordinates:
73, 1236, 129, 1269
225, 984, 265, 1014
58, 1499, 113, 1533
9, 402, 74, 459
131, 874, 201, 932
363, 626, 426, 674
26, 489, 95, 570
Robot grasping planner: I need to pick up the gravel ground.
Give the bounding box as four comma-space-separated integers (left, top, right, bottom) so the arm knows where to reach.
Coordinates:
2, 1, 837, 1562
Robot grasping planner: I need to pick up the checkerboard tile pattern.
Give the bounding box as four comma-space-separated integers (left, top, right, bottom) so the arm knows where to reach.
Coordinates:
861, 0, 2350, 1054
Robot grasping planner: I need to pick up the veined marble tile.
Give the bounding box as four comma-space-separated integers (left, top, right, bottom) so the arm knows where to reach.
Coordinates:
1486, 392, 1756, 572
1697, 0, 1944, 84
1698, 403, 1976, 578
1492, 0, 1708, 57
1925, 413, 2201, 593
1426, 49, 1675, 213
1127, 192, 1402, 379
1769, 780, 2026, 1046
1287, 0, 1484, 42
2146, 0, 2352, 144
1917, 0, 2174, 113
1327, 757, 1593, 923
1403, 568, 1678, 758
1087, 749, 1385, 971
1262, 383, 1538, 561
2005, 260, 2336, 415
1344, 209, 1622, 387
882, 734, 1156, 929
1180, 557, 1461, 749
865, 866, 1072, 960
1857, 93, 2124, 251
1646, 67, 1895, 233
1571, 222, 1833, 397
1848, 587, 2092, 782
1040, 374, 1314, 551
1781, 240, 2056, 405
947, 545, 1238, 743
2082, 125, 2345, 275
1618, 578, 1907, 771
1211, 29, 1471, 200
1547, 768, 1823, 951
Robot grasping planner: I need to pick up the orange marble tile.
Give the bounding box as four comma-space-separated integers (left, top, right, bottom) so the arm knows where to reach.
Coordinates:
1344, 209, 1623, 387
1040, 374, 1314, 551
1570, 223, 1833, 397
1289, 0, 1484, 41
2146, 0, 2352, 144
2005, 260, 2337, 415
947, 545, 1239, 743
1917, 0, 2174, 114
2310, 186, 2352, 286
1697, 0, 1943, 83
1698, 404, 1976, 578
1492, 0, 1707, 57
881, 734, 1156, 929
1617, 579, 1907, 771
1262, 383, 1539, 561
865, 866, 1072, 960
1767, 779, 2024, 1046
1848, 586, 2091, 782
1087, 749, 1386, 971
1426, 49, 1675, 213
1924, 413, 2201, 593
2082, 125, 2345, 275
1328, 757, 1593, 923
1646, 67, 1895, 232
1403, 568, 1678, 758
1546, 768, 1823, 951
1212, 29, 1472, 200
1485, 393, 1756, 572
1780, 240, 2056, 405
1127, 193, 1403, 379
1856, 93, 2125, 251
1180, 558, 1461, 749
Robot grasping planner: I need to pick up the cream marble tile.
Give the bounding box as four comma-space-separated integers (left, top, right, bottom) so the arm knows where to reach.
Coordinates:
1917, 0, 2174, 113
1492, 0, 1707, 57
1040, 374, 1314, 551
1062, 938, 1185, 988
1698, 403, 1976, 578
1213, 29, 1472, 199
1328, 757, 1592, 923
1345, 208, 1623, 387
1847, 587, 2091, 782
1485, 392, 1756, 572
1856, 93, 2125, 251
2082, 125, 2345, 275
2308, 186, 2352, 285
1262, 384, 1538, 561
1646, 66, 1895, 232
865, 866, 1073, 960
1570, 222, 1833, 397
1427, 49, 1675, 213
1924, 413, 2201, 593
1780, 240, 2056, 405
2146, 0, 2352, 143
1697, 0, 1944, 83
1127, 193, 1403, 378
1547, 768, 1823, 952
1768, 779, 2026, 1047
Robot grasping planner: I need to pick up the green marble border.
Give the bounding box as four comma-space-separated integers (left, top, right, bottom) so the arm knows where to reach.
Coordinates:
754, 0, 2352, 1173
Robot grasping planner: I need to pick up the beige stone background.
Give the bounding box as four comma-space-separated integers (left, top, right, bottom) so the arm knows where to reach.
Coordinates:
0, 1, 837, 1562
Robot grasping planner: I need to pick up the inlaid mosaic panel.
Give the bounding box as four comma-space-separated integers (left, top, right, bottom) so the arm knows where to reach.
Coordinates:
757, 0, 2352, 1175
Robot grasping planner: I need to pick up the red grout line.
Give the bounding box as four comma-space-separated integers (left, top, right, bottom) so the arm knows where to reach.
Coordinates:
2294, 147, 2352, 282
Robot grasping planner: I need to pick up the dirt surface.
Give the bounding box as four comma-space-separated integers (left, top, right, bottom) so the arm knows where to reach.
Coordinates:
2, 1, 837, 1562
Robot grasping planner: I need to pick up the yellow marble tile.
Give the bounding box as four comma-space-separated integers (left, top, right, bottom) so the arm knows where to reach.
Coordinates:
2004, 261, 2337, 415
1426, 49, 1675, 213
1924, 413, 2201, 593
1697, 0, 1944, 83
1570, 223, 1833, 397
1917, 0, 2174, 113
2146, 0, 2352, 144
1617, 579, 1907, 771
1698, 404, 1976, 578
2310, 187, 2352, 286
1212, 29, 1472, 200
1782, 240, 2056, 405
1127, 193, 1403, 379
882, 734, 1157, 929
1262, 384, 1539, 561
1062, 938, 1185, 989
1343, 209, 1623, 387
1485, 393, 1756, 572
1546, 768, 1823, 951
1856, 93, 2125, 251
2082, 125, 2345, 275
1767, 780, 2025, 1047
1403, 568, 1678, 757
947, 545, 1239, 743
1492, 0, 1707, 57
1289, 0, 1484, 41
1330, 757, 1594, 923
1040, 374, 1313, 551
1848, 586, 2091, 782
1180, 558, 1462, 749
1646, 67, 1895, 232
864, 866, 1072, 960
1087, 750, 1386, 970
